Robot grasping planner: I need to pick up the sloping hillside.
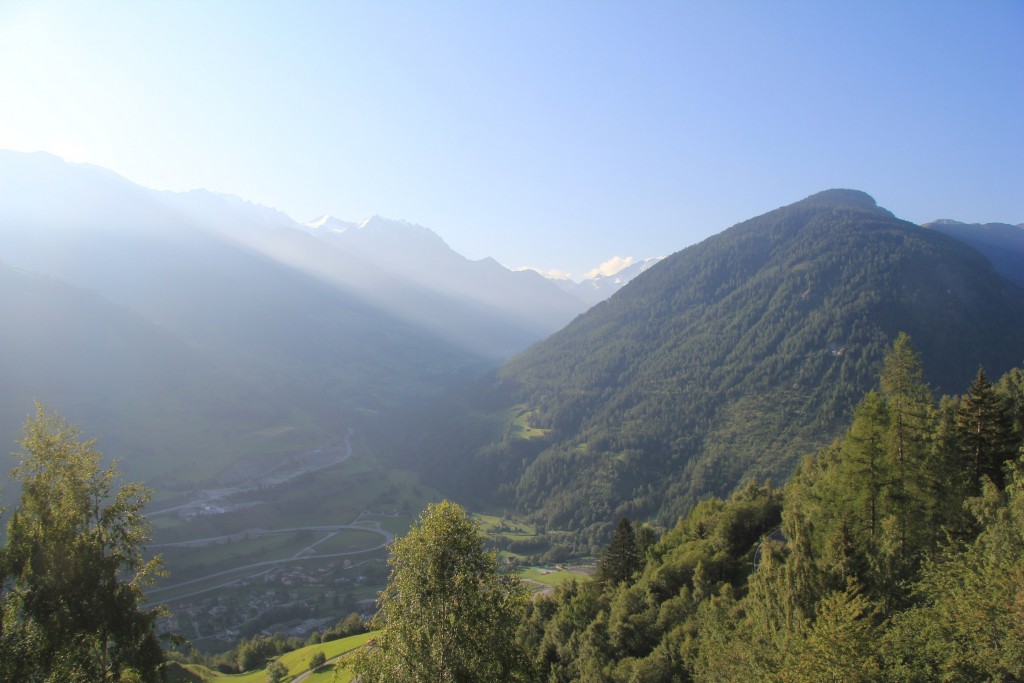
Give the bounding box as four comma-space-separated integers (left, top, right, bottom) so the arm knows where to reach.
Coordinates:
413, 190, 1024, 539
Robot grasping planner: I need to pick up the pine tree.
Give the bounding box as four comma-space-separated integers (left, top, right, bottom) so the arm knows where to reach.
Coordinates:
596, 517, 642, 587
882, 475, 1024, 679
878, 333, 933, 570
782, 584, 881, 682
840, 392, 890, 541
880, 333, 931, 470
956, 367, 1015, 490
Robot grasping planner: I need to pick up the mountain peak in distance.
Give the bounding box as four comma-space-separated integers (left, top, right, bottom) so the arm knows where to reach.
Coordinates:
355, 215, 452, 250
305, 214, 358, 234
794, 188, 881, 210
923, 218, 1024, 288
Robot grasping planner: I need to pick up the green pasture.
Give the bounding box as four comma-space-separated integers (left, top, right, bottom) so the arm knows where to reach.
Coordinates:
149, 456, 394, 546
472, 512, 535, 537
307, 528, 385, 554
356, 514, 410, 536
509, 406, 548, 440
171, 631, 376, 682
146, 565, 270, 605
160, 532, 318, 574
520, 567, 588, 587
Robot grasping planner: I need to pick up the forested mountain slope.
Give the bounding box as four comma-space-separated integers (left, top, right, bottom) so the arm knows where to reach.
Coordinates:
415, 190, 1024, 540
516, 355, 1024, 682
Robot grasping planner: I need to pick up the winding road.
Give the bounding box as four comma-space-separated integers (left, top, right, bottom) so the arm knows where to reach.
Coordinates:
143, 520, 393, 608
142, 428, 394, 609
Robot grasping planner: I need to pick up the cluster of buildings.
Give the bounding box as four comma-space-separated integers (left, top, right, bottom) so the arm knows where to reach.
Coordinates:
156, 557, 385, 648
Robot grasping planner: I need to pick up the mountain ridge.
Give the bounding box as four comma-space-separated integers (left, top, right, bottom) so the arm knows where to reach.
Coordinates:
408, 189, 1024, 540
558, 257, 665, 305
0, 152, 501, 490
308, 214, 588, 350
922, 218, 1024, 288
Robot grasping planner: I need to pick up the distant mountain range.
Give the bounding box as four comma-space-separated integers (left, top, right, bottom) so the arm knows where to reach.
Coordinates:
922, 219, 1024, 289
408, 189, 1024, 537
0, 151, 585, 488
1, 150, 1019, 524
551, 257, 665, 306
303, 214, 588, 347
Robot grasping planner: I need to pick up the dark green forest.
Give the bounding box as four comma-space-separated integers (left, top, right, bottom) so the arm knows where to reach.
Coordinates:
403, 190, 1024, 551
514, 339, 1024, 681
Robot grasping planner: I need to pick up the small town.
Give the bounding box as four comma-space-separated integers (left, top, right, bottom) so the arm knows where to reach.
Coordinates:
157, 559, 384, 648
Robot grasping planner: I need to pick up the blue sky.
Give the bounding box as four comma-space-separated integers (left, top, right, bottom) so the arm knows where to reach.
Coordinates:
1, 1, 1020, 280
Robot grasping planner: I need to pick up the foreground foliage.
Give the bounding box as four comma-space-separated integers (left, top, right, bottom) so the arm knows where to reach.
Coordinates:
345, 500, 532, 682
516, 338, 1024, 681
0, 406, 164, 682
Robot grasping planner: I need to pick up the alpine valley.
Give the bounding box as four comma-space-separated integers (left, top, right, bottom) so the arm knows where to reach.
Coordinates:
0, 150, 589, 490
2, 152, 1023, 662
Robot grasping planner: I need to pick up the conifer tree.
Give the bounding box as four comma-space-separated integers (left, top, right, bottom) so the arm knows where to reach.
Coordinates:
782, 584, 881, 682
878, 333, 933, 570
956, 367, 1015, 490
882, 474, 1024, 679
596, 517, 642, 587
839, 391, 890, 541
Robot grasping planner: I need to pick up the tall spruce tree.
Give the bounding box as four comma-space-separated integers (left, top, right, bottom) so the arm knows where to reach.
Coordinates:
839, 392, 890, 542
882, 474, 1024, 679
596, 517, 642, 587
880, 333, 932, 471
956, 367, 1016, 490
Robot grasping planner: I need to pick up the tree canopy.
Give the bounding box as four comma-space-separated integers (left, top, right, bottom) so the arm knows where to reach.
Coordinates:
514, 337, 1024, 681
345, 500, 531, 682
0, 405, 164, 682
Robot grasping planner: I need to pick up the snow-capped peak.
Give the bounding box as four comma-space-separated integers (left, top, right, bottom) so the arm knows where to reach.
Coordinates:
305, 214, 358, 234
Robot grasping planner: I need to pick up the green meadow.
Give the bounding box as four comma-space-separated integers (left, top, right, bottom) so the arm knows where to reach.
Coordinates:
169, 631, 376, 682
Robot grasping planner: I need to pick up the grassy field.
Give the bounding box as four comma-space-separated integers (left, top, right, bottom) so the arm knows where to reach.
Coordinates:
153, 523, 393, 602
509, 406, 549, 440
171, 631, 376, 682
471, 512, 536, 538
357, 514, 411, 536
159, 533, 318, 576
305, 528, 385, 554
262, 631, 375, 682
520, 566, 588, 587
146, 571, 253, 605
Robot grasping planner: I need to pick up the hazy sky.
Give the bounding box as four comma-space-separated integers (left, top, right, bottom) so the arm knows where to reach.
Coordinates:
1, 1, 1020, 280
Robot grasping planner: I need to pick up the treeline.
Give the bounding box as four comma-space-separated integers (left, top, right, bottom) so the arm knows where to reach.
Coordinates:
515, 335, 1024, 681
